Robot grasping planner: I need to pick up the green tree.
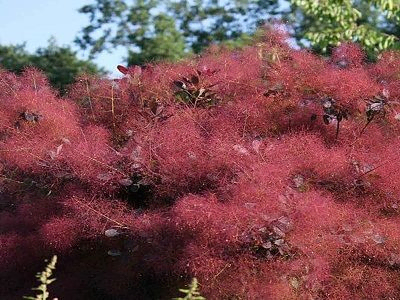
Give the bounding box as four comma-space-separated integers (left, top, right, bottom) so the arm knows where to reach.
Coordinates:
290, 0, 400, 55
75, 0, 281, 64
127, 13, 186, 65
0, 43, 31, 71
75, 0, 400, 64
0, 38, 103, 93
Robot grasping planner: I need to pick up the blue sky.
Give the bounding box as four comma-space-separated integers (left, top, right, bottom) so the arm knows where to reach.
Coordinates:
0, 0, 125, 75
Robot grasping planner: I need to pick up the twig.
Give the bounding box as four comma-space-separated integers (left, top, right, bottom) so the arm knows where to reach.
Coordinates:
72, 196, 128, 228
84, 76, 96, 121
78, 153, 127, 176
110, 84, 116, 129
356, 161, 388, 179
211, 263, 231, 285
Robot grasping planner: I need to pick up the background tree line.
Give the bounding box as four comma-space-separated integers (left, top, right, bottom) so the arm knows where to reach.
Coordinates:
0, 38, 103, 93
1, 0, 399, 92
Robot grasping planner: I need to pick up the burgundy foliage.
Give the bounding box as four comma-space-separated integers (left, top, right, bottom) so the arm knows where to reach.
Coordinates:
2, 33, 400, 299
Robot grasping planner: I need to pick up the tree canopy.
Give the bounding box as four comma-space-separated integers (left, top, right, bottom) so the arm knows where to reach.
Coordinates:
291, 0, 400, 55
76, 0, 400, 65
75, 0, 281, 65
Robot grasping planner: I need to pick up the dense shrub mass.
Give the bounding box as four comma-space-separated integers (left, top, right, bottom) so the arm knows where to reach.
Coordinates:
2, 32, 400, 299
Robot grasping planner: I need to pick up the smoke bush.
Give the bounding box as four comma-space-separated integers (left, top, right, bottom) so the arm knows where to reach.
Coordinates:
2, 32, 400, 299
